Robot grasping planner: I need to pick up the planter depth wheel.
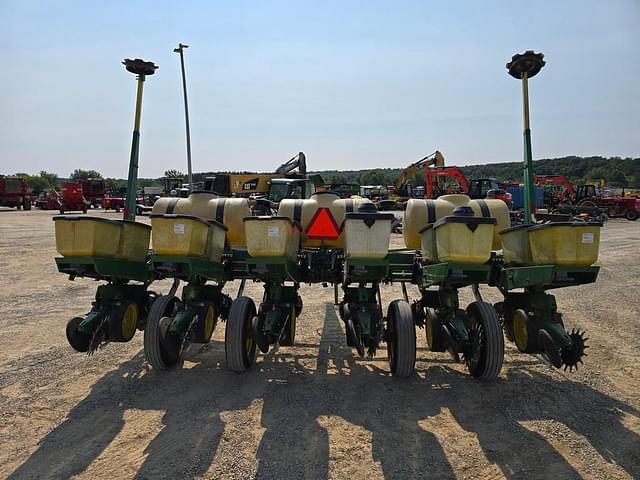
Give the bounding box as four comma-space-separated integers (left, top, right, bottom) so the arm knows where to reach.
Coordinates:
225, 296, 257, 372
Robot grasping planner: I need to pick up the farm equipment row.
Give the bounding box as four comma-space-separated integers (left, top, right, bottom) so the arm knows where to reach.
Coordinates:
55, 190, 599, 380
52, 50, 600, 383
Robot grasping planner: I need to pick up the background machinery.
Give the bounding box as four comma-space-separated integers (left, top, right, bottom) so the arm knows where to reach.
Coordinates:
0, 175, 32, 210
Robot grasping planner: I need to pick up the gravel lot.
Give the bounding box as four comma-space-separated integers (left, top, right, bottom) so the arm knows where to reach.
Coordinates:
1, 208, 638, 479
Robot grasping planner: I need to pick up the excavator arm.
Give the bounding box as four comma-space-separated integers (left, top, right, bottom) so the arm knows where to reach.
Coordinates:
275, 152, 307, 175
395, 150, 445, 195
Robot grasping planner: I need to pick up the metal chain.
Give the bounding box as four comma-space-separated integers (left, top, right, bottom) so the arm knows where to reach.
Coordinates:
178, 312, 200, 359
87, 315, 110, 356
267, 311, 292, 358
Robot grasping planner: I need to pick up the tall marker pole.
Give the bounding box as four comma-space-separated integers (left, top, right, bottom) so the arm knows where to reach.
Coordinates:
174, 43, 193, 192
123, 58, 157, 221
506, 50, 545, 224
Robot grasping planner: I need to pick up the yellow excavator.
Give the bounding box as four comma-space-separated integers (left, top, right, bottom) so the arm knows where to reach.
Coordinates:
390, 150, 445, 207
203, 152, 307, 197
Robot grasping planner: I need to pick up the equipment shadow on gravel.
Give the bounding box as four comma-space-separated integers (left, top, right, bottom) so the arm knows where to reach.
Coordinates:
8, 306, 640, 480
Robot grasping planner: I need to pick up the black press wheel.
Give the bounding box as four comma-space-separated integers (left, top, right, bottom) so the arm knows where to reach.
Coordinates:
23, 198, 32, 210
625, 209, 638, 221
66, 316, 92, 352
465, 301, 504, 381
225, 296, 257, 372
386, 300, 416, 378
425, 308, 446, 352
144, 295, 181, 370
108, 301, 139, 342
191, 302, 218, 343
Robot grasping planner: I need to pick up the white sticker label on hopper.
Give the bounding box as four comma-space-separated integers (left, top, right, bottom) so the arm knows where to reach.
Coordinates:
267, 226, 280, 237
174, 223, 185, 234
581, 232, 593, 244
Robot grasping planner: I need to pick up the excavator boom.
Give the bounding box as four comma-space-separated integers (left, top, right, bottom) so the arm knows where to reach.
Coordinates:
275, 152, 307, 175
394, 150, 445, 194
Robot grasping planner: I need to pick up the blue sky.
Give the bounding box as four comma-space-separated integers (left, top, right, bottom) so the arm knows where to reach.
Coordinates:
1, 1, 638, 178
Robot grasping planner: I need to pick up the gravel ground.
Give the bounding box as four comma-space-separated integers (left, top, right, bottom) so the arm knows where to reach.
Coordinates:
0, 208, 638, 479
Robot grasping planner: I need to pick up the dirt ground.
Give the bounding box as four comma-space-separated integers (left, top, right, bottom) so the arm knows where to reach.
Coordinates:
0, 208, 638, 480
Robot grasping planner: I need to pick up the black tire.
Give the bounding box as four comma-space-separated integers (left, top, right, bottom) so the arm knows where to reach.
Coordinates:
466, 301, 504, 381
23, 198, 31, 210
386, 300, 416, 378
191, 302, 217, 343
625, 210, 638, 221
66, 316, 92, 352
144, 295, 180, 370
225, 296, 257, 372
425, 308, 446, 352
108, 301, 139, 342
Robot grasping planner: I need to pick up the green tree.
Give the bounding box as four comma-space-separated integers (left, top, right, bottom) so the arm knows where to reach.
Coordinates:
14, 173, 48, 193
70, 169, 103, 180
38, 170, 58, 188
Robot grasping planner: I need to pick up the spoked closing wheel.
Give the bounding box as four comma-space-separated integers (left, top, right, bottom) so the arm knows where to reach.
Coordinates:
464, 301, 504, 381
66, 316, 92, 352
386, 300, 416, 378
144, 295, 181, 370
560, 328, 588, 371
108, 301, 139, 342
225, 296, 257, 372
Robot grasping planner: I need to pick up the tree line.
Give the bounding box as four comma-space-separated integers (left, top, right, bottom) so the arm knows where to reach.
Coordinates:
317, 156, 639, 189
7, 156, 639, 193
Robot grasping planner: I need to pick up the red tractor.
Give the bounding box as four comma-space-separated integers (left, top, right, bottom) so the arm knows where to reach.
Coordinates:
0, 175, 32, 210
534, 175, 639, 221
59, 182, 89, 214
79, 178, 105, 207
575, 185, 640, 221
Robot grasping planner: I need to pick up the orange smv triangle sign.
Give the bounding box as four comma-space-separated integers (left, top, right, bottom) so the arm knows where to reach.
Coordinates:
305, 207, 341, 240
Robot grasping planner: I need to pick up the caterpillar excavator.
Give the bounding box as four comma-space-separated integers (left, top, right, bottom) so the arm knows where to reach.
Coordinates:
203, 152, 307, 197
389, 151, 445, 207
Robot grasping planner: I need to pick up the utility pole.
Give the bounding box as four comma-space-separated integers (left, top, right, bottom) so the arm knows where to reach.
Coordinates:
174, 43, 193, 193
123, 58, 157, 221
506, 50, 545, 224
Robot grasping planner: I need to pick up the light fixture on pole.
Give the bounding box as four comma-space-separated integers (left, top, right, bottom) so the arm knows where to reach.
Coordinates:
123, 58, 158, 221
506, 50, 545, 224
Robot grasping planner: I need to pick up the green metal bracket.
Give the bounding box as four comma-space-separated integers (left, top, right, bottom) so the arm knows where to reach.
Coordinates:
422, 262, 491, 288
152, 255, 226, 282
501, 265, 600, 291
245, 256, 302, 283
56, 256, 150, 282
169, 308, 195, 335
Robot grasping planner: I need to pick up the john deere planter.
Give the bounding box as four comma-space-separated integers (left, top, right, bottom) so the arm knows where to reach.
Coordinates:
53, 48, 599, 380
